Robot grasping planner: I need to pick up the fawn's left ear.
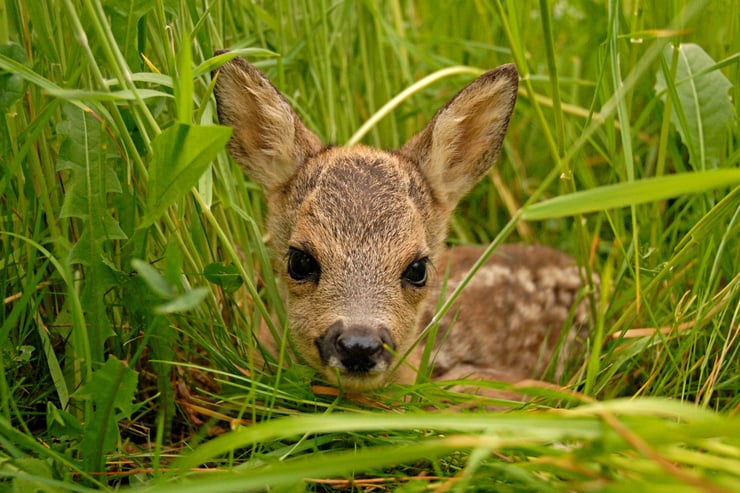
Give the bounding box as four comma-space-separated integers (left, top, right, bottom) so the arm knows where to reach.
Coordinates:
399, 65, 519, 210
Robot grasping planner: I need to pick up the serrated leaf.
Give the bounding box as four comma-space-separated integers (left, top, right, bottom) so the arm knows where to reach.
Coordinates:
73, 356, 138, 472
68, 218, 127, 265
56, 105, 126, 245
655, 43, 734, 169
141, 123, 232, 228
203, 262, 243, 294
56, 105, 126, 361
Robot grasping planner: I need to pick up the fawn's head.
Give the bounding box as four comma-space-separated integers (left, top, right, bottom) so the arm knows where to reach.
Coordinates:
214, 55, 518, 390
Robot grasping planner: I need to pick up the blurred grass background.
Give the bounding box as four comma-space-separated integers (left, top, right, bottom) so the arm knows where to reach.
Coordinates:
1, 0, 738, 491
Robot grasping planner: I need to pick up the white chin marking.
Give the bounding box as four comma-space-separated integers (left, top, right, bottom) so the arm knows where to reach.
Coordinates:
325, 359, 390, 375
323, 369, 388, 391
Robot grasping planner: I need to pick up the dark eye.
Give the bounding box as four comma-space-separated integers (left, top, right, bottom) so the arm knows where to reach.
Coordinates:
402, 258, 428, 288
287, 247, 320, 282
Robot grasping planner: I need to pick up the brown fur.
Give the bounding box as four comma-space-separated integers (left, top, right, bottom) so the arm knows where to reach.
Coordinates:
417, 245, 588, 383
213, 54, 589, 391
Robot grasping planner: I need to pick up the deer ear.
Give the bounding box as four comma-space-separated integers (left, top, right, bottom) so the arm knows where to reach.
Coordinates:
213, 54, 323, 193
399, 65, 518, 210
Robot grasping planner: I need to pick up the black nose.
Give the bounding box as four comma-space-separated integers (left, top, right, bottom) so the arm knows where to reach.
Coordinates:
316, 322, 394, 374
337, 331, 383, 360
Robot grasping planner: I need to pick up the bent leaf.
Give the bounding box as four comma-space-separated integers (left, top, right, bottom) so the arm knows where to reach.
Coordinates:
131, 258, 209, 314
655, 43, 734, 169
141, 123, 231, 227
131, 258, 175, 299
154, 287, 209, 315
522, 169, 740, 220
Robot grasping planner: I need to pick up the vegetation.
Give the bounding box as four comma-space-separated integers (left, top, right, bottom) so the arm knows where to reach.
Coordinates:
1, 0, 738, 491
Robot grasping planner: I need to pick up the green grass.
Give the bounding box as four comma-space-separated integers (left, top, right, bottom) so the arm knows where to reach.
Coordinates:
1, 0, 739, 491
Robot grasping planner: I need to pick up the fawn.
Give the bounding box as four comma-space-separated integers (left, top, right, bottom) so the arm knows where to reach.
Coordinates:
213, 54, 590, 392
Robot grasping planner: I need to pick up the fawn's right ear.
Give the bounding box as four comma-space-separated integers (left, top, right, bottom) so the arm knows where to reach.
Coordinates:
213, 53, 323, 193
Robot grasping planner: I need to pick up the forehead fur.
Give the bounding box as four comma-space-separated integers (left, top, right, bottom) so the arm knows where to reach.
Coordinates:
279, 145, 440, 255
291, 146, 432, 209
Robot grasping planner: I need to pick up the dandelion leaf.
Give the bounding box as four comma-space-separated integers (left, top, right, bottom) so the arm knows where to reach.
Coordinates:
73, 356, 138, 473
56, 105, 127, 361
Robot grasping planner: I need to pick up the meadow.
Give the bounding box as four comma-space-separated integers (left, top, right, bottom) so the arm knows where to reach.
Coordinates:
1, 0, 739, 491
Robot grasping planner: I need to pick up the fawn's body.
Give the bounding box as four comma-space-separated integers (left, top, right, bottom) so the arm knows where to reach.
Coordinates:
214, 54, 589, 391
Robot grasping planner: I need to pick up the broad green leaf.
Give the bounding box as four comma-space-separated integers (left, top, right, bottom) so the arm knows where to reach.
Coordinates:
203, 262, 244, 294
103, 0, 154, 70
0, 42, 27, 113
655, 43, 734, 169
56, 105, 125, 237
141, 123, 232, 228
522, 169, 740, 220
73, 356, 138, 473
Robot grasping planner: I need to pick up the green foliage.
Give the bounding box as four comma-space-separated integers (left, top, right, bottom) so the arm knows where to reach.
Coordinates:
203, 263, 243, 295
0, 0, 738, 491
73, 357, 139, 473
35, 356, 139, 476
656, 43, 735, 170
141, 123, 232, 228
57, 104, 126, 363
523, 168, 740, 220
0, 43, 26, 117
103, 0, 154, 71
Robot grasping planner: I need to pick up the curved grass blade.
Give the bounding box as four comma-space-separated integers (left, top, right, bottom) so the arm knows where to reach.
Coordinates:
522, 169, 740, 220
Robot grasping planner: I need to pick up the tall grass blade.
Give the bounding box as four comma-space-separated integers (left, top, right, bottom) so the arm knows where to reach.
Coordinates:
522, 170, 740, 220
